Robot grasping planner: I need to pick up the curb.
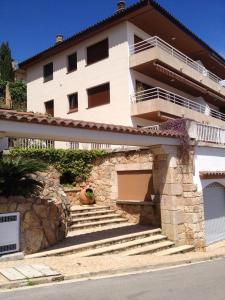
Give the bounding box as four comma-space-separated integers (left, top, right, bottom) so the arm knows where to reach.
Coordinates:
1, 253, 225, 290
0, 275, 64, 290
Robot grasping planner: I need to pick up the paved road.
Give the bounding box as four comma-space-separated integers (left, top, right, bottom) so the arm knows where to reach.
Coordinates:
1, 259, 225, 300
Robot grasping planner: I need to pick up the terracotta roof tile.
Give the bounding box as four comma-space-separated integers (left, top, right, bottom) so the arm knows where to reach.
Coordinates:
200, 171, 225, 179
0, 109, 182, 138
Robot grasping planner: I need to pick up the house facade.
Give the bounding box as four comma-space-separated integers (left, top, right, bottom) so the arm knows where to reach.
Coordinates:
19, 0, 225, 134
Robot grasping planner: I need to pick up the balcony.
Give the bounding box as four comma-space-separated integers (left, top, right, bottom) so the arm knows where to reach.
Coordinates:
131, 87, 225, 127
129, 37, 225, 98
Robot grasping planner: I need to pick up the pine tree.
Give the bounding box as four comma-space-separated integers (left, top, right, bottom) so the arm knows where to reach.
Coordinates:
0, 42, 14, 82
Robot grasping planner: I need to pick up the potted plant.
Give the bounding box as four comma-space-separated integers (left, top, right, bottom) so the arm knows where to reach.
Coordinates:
79, 187, 95, 205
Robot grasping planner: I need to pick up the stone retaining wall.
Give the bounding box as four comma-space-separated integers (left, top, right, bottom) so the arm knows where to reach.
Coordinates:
0, 196, 68, 254
75, 148, 159, 226
0, 166, 70, 254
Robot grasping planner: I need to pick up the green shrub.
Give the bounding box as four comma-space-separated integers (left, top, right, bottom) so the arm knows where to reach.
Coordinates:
9, 148, 106, 185
0, 156, 47, 197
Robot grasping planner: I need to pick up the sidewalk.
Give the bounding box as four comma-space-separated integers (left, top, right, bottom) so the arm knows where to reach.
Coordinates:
1, 241, 225, 288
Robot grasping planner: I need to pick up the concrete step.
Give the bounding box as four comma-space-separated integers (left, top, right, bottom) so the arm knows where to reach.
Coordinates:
70, 214, 122, 224
76, 234, 167, 257
71, 209, 116, 218
27, 228, 162, 258
67, 222, 133, 236
156, 245, 195, 256
70, 205, 110, 214
69, 218, 128, 231
123, 240, 175, 256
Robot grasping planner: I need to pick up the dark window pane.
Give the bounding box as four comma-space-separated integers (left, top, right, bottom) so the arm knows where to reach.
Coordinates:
87, 39, 109, 65
43, 62, 53, 82
67, 53, 77, 72
68, 93, 78, 112
136, 80, 153, 92
87, 83, 110, 108
45, 100, 54, 116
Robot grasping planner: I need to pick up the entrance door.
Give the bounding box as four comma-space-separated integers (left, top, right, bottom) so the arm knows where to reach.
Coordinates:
203, 182, 225, 245
0, 212, 20, 255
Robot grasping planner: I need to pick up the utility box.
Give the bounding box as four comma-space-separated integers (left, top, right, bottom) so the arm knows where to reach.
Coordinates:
0, 212, 20, 255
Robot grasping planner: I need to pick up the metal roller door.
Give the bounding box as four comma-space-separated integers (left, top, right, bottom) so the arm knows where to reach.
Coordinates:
203, 182, 225, 245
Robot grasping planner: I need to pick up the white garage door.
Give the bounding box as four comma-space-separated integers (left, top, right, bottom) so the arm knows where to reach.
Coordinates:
203, 182, 225, 245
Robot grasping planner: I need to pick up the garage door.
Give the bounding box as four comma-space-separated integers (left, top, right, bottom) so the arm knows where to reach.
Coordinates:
203, 182, 225, 245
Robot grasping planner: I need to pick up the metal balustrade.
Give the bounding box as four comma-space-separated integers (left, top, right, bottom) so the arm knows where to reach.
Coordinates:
129, 36, 225, 88
131, 87, 225, 122
10, 138, 55, 149
196, 123, 225, 144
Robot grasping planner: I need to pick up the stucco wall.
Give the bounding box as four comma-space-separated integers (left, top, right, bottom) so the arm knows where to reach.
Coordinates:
27, 22, 132, 126
194, 146, 225, 191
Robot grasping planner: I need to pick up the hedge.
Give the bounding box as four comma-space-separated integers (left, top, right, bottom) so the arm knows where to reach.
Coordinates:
9, 148, 107, 184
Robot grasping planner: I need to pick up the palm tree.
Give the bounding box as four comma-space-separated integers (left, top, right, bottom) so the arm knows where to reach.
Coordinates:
0, 156, 47, 197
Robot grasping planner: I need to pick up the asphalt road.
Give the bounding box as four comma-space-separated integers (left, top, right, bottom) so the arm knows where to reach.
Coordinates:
1, 259, 225, 300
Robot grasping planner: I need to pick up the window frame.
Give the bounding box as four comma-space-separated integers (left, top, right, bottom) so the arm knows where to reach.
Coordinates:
87, 82, 110, 109
86, 38, 109, 66
44, 99, 54, 117
43, 62, 53, 82
67, 52, 77, 73
67, 92, 78, 114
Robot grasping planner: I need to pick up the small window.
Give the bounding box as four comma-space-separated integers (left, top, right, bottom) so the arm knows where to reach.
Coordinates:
67, 53, 77, 73
68, 93, 78, 113
87, 39, 109, 65
45, 100, 54, 116
43, 62, 53, 82
87, 83, 110, 108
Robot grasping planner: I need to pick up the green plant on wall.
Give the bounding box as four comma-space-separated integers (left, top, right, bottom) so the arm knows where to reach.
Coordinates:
0, 156, 47, 197
9, 148, 106, 185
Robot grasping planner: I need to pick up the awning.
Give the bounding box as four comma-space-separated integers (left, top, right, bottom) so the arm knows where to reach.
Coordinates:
153, 63, 207, 93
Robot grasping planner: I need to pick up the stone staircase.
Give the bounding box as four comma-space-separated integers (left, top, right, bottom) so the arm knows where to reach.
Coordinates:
27, 205, 194, 259
64, 205, 194, 256
69, 205, 130, 233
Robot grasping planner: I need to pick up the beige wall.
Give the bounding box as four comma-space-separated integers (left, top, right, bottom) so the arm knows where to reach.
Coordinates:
27, 22, 133, 126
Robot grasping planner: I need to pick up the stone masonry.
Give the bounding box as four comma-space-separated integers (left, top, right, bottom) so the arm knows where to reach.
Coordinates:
152, 145, 205, 250
0, 166, 70, 254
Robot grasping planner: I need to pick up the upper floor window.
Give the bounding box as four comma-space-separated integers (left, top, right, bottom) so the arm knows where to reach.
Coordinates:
68, 93, 78, 113
87, 39, 109, 65
87, 82, 110, 108
67, 53, 77, 73
43, 62, 53, 82
45, 100, 54, 116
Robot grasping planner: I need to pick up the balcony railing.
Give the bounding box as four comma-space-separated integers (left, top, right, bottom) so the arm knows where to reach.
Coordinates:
131, 87, 225, 122
129, 36, 225, 88
9, 138, 55, 149
196, 123, 225, 144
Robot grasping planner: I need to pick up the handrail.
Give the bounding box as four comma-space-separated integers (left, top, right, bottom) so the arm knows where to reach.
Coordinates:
129, 36, 225, 87
196, 123, 225, 144
131, 87, 225, 122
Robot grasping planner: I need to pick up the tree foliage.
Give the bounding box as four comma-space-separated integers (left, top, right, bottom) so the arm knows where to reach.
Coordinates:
0, 156, 47, 197
0, 42, 14, 82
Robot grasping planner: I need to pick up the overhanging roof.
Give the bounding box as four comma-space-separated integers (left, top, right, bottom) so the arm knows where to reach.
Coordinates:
0, 110, 181, 146
19, 0, 225, 71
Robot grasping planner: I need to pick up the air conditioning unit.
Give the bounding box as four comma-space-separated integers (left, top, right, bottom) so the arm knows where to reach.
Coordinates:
0, 212, 20, 255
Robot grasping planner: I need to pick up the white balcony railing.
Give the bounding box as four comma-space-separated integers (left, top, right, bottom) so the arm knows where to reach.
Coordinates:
129, 36, 225, 88
196, 123, 225, 144
10, 138, 55, 149
131, 87, 225, 122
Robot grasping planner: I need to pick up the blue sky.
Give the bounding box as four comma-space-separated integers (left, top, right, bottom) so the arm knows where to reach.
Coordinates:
1, 0, 225, 63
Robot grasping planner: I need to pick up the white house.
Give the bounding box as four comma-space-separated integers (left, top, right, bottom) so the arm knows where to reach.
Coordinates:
18, 0, 225, 139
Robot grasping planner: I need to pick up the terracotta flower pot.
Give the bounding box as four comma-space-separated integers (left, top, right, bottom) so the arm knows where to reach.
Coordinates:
79, 188, 95, 205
